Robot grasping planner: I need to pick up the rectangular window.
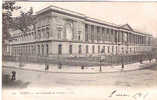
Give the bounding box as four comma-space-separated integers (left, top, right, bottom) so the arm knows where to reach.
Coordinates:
38, 45, 40, 56
78, 31, 81, 41
69, 45, 72, 54
46, 27, 49, 39
31, 46, 33, 55
86, 45, 88, 54
42, 28, 45, 38
112, 46, 114, 54
92, 45, 95, 53
29, 46, 30, 55
25, 46, 28, 55
46, 44, 49, 56
38, 30, 41, 39
79, 45, 82, 54
42, 45, 44, 56
98, 45, 100, 53
34, 46, 36, 56
58, 30, 61, 39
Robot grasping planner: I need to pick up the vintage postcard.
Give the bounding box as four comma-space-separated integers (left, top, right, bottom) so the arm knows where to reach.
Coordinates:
2, 1, 157, 100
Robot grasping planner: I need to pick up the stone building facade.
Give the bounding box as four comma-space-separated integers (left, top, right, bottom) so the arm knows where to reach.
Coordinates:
6, 5, 153, 57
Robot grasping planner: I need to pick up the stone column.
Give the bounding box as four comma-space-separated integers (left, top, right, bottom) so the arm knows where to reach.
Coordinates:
94, 25, 97, 43
115, 30, 117, 43
85, 24, 88, 42
137, 35, 138, 44
99, 27, 102, 42
108, 29, 111, 42
102, 28, 105, 43
97, 26, 100, 43
132, 34, 135, 44
91, 25, 94, 42
130, 34, 132, 44
88, 24, 91, 42
111, 29, 113, 43
135, 35, 137, 45
121, 31, 123, 44
127, 32, 129, 44
113, 30, 115, 43
117, 30, 119, 43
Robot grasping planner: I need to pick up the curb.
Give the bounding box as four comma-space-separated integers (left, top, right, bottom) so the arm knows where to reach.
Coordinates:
3, 62, 157, 74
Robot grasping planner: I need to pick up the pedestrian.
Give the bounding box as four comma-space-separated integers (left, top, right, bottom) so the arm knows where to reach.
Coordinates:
58, 63, 62, 69
11, 71, 16, 80
81, 65, 84, 70
45, 64, 49, 71
140, 59, 143, 64
149, 58, 151, 63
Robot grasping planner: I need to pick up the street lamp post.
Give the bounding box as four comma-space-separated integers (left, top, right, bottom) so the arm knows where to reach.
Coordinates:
99, 55, 102, 72
58, 53, 62, 69
118, 43, 124, 69
121, 47, 124, 69
99, 48, 105, 72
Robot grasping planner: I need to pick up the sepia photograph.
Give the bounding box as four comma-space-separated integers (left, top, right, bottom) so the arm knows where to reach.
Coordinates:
2, 1, 157, 100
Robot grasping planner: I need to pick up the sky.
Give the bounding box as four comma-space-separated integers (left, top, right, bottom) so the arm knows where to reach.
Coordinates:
13, 2, 157, 37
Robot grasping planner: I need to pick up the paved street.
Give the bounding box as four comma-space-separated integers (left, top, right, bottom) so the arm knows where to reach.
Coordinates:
2, 61, 157, 88
2, 62, 157, 100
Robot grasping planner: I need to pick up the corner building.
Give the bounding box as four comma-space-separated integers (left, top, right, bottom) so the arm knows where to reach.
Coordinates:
9, 5, 153, 57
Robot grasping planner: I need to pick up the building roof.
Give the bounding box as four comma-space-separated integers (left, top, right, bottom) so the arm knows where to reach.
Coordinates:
36, 5, 86, 18
36, 5, 152, 37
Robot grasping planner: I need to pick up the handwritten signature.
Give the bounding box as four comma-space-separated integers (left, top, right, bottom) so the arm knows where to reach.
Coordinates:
108, 89, 149, 100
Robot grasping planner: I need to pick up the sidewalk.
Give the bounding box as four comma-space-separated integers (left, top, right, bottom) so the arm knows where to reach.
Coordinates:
2, 59, 157, 73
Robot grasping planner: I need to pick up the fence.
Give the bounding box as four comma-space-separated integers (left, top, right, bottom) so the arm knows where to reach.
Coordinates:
2, 53, 154, 67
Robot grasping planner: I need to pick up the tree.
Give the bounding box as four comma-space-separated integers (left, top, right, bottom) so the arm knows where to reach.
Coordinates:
10, 7, 37, 35
2, 1, 21, 57
2, 1, 21, 42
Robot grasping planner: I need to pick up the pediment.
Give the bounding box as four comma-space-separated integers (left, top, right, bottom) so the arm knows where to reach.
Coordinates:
120, 24, 134, 31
